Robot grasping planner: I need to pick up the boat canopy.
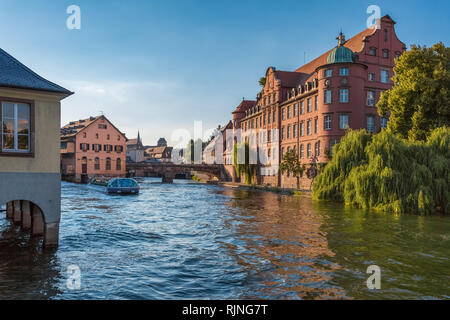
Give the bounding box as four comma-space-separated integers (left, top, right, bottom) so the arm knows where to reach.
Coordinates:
108, 178, 138, 188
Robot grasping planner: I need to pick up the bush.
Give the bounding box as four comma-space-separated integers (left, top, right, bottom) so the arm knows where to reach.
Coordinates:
313, 127, 450, 214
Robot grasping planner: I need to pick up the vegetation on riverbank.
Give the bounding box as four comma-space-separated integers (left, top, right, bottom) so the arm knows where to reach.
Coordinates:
312, 127, 449, 214
233, 143, 257, 184
313, 43, 450, 215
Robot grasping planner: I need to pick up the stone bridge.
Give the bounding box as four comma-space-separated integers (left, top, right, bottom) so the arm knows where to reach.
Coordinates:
126, 162, 229, 183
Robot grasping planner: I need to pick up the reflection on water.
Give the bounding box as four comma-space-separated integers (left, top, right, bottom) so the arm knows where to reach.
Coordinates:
0, 178, 449, 299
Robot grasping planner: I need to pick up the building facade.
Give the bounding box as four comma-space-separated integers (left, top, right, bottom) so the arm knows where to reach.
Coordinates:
0, 47, 73, 247
126, 131, 145, 163
61, 115, 127, 183
237, 15, 406, 189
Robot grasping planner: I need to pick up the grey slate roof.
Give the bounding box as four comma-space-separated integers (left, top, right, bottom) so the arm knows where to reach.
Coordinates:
0, 48, 73, 95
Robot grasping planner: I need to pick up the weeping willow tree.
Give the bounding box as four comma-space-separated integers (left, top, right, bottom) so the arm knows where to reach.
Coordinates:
233, 142, 257, 184
313, 127, 450, 215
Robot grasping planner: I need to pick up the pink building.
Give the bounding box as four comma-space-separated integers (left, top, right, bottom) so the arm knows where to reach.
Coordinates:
61, 115, 127, 183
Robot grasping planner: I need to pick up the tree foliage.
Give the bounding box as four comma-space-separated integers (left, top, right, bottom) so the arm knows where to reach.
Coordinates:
378, 42, 450, 141
313, 128, 450, 215
233, 142, 257, 184
258, 77, 266, 88
279, 149, 305, 189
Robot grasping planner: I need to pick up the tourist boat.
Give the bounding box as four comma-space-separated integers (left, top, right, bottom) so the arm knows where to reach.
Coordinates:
106, 178, 140, 195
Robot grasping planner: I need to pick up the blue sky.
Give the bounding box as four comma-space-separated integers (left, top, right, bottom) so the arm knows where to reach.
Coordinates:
0, 0, 448, 145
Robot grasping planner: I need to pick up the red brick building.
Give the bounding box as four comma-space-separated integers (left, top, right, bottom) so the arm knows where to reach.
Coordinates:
235, 15, 406, 188
61, 115, 127, 183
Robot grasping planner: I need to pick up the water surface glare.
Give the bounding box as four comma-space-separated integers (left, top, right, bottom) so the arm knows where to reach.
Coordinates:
1, 178, 449, 299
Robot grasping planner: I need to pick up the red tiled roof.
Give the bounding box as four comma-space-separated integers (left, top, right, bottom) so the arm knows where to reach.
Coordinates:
295, 26, 376, 74
60, 116, 100, 138
232, 100, 255, 114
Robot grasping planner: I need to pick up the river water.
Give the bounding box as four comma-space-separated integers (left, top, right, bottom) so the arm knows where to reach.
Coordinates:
0, 178, 449, 299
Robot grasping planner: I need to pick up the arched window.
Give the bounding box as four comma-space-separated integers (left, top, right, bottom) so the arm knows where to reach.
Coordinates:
116, 158, 121, 171
94, 157, 100, 170
106, 157, 111, 170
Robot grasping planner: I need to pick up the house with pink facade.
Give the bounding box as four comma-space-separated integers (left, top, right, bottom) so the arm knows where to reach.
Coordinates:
60, 115, 127, 183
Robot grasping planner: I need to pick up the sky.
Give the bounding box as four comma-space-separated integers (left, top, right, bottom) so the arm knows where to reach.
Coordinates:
0, 0, 448, 146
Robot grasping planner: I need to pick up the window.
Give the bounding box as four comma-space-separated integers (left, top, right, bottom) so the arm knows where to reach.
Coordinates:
367, 115, 375, 132
267, 148, 271, 159
268, 112, 271, 123
325, 69, 333, 77
96, 133, 99, 139
324, 115, 332, 130
300, 122, 304, 136
329, 139, 340, 156
287, 125, 291, 139
307, 143, 312, 158
83, 132, 87, 138
307, 98, 312, 112
98, 124, 107, 129
380, 117, 388, 128
367, 91, 375, 106
107, 134, 110, 140
93, 144, 101, 152
381, 70, 389, 83
300, 101, 305, 114
307, 120, 312, 135
383, 49, 389, 59
293, 123, 298, 137
340, 68, 349, 76
340, 89, 349, 103
115, 145, 124, 153
315, 140, 321, 156
267, 130, 271, 142
287, 106, 291, 119
325, 90, 332, 104
268, 95, 271, 104
94, 157, 100, 170
116, 158, 121, 171
339, 114, 349, 129
281, 127, 285, 140
272, 110, 276, 123
282, 108, 286, 120
314, 118, 318, 133
118, 135, 121, 141
80, 143, 89, 151
300, 144, 304, 158
106, 157, 111, 170
314, 96, 318, 110
1, 101, 31, 153
369, 73, 376, 81
369, 47, 377, 56
61, 142, 67, 149
294, 104, 298, 117
395, 51, 402, 59
263, 114, 266, 125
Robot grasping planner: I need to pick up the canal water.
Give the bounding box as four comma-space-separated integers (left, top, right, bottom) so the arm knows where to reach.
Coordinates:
0, 178, 449, 299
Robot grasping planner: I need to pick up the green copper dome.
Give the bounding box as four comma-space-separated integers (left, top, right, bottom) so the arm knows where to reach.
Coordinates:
327, 32, 354, 64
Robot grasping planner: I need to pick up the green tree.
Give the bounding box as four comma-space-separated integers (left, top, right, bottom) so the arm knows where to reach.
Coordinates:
258, 77, 266, 88
279, 149, 305, 189
185, 139, 203, 164
233, 142, 257, 184
378, 42, 450, 141
313, 128, 450, 215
